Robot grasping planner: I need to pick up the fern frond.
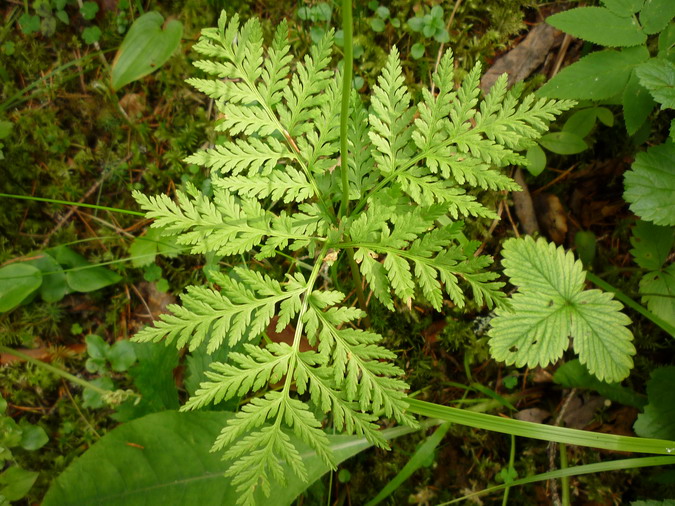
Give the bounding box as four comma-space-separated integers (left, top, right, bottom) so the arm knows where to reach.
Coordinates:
133, 185, 324, 257
368, 47, 415, 174
214, 167, 314, 203
185, 137, 294, 177
133, 268, 304, 352
348, 92, 379, 200
278, 30, 335, 138
182, 343, 293, 410
349, 203, 505, 310
259, 20, 292, 107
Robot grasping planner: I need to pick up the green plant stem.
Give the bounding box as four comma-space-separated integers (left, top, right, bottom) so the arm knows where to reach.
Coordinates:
0, 193, 144, 216
586, 271, 675, 337
339, 0, 353, 219
0, 346, 113, 396
438, 456, 675, 505
560, 442, 570, 506
346, 247, 370, 323
406, 399, 675, 454
502, 434, 516, 506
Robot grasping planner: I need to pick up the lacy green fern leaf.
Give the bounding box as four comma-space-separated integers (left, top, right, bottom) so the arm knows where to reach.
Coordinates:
132, 9, 573, 504
488, 236, 635, 382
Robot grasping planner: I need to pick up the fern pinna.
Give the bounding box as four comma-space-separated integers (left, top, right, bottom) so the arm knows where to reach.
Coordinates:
132, 11, 573, 505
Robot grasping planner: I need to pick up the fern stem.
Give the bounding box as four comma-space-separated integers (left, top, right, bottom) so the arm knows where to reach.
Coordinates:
282, 243, 330, 396
338, 0, 353, 219
346, 247, 371, 326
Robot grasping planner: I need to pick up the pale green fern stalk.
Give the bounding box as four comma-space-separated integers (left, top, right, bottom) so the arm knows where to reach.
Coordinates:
132, 11, 574, 505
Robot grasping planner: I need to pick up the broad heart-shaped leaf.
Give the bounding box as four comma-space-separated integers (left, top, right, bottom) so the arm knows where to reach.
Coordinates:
488, 236, 635, 383
639, 0, 675, 35
547, 7, 647, 47
624, 142, 675, 226
634, 366, 675, 440
43, 411, 416, 506
537, 46, 650, 100
0, 263, 42, 312
635, 58, 675, 109
111, 12, 183, 91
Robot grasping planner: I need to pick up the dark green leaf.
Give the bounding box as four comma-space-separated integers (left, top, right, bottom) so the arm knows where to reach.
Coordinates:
86, 334, 108, 360
537, 46, 650, 100
19, 13, 41, 35
554, 359, 646, 409
111, 12, 183, 91
411, 43, 425, 59
634, 366, 675, 440
658, 22, 675, 61
25, 252, 68, 303
376, 6, 389, 19
112, 343, 179, 422
624, 142, 675, 226
601, 0, 644, 17
370, 18, 385, 32
575, 230, 597, 268
525, 144, 547, 176
82, 377, 114, 409
0, 466, 38, 501
107, 340, 137, 372
0, 263, 42, 313
595, 106, 615, 126
547, 7, 647, 47
623, 70, 656, 135
639, 0, 675, 35
563, 108, 598, 138
79, 1, 99, 20
630, 220, 673, 270
636, 58, 675, 109
407, 16, 424, 32
539, 131, 588, 154
19, 422, 49, 451
82, 25, 102, 44
43, 411, 414, 506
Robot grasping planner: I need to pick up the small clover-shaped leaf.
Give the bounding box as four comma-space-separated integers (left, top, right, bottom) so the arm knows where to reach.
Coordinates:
488, 236, 635, 382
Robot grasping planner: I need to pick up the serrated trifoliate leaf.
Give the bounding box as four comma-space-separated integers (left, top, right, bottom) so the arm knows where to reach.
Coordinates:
547, 7, 647, 47
488, 236, 635, 382
639, 0, 675, 35
635, 58, 675, 109
537, 46, 650, 100
624, 142, 675, 226
634, 366, 675, 440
